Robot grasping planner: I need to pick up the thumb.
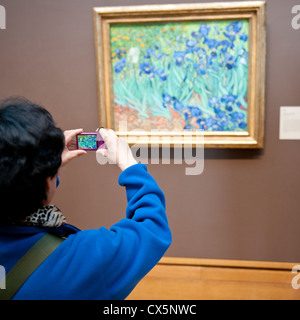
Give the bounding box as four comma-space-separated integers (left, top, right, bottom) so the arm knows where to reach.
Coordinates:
96, 148, 108, 158
61, 149, 87, 167
96, 148, 109, 165
66, 150, 87, 162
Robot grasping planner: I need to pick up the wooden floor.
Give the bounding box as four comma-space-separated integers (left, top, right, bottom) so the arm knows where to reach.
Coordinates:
127, 257, 300, 300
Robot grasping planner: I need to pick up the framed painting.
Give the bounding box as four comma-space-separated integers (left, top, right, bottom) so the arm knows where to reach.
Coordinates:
93, 1, 266, 148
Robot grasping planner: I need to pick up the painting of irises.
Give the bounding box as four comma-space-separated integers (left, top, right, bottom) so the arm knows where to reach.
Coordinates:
110, 19, 249, 132
77, 134, 97, 150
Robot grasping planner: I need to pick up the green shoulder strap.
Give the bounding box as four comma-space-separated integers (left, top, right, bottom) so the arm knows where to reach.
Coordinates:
0, 233, 64, 300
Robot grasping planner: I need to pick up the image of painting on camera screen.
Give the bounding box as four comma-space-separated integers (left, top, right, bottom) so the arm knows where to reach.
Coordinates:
77, 135, 97, 150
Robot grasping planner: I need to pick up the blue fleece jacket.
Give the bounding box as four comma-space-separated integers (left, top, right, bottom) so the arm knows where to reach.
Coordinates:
0, 164, 172, 300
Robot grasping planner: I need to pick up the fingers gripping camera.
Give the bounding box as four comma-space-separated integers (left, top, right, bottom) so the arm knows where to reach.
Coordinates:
95, 129, 137, 171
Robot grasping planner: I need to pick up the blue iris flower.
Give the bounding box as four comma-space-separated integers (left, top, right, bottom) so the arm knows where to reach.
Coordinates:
186, 106, 202, 118
239, 121, 247, 129
219, 40, 231, 53
162, 93, 172, 104
221, 94, 237, 104
194, 61, 206, 75
221, 94, 237, 111
155, 68, 167, 81
219, 119, 229, 127
216, 111, 226, 119
191, 47, 200, 54
229, 112, 239, 121
198, 25, 210, 38
224, 21, 244, 45
214, 124, 224, 131
214, 106, 221, 114
185, 48, 193, 55
191, 31, 200, 38
208, 96, 220, 109
206, 55, 215, 68
226, 21, 243, 33
115, 48, 125, 59
224, 53, 236, 69
240, 34, 248, 42
139, 61, 153, 75
210, 50, 217, 57
205, 117, 216, 129
144, 48, 155, 59
196, 118, 206, 130
114, 58, 126, 73
205, 38, 218, 49
173, 51, 185, 67
224, 32, 236, 42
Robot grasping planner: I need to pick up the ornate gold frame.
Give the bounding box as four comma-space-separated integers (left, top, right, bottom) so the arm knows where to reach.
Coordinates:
93, 2, 266, 148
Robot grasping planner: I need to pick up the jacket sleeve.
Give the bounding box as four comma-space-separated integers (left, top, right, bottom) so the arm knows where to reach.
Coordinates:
101, 163, 172, 299
64, 163, 171, 299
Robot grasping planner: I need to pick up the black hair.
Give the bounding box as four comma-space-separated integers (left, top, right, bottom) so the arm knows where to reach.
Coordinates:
0, 96, 65, 224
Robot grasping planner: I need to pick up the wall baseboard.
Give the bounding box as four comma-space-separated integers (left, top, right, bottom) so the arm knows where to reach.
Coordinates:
127, 257, 300, 300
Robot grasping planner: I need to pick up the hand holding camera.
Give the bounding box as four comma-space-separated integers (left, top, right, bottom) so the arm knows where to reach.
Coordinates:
74, 128, 137, 171
96, 128, 137, 171
61, 128, 87, 167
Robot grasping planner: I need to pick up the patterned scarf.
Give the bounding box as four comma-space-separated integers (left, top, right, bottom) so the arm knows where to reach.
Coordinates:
23, 205, 66, 227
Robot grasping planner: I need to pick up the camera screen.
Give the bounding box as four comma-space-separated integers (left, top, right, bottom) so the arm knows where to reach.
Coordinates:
77, 134, 98, 150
